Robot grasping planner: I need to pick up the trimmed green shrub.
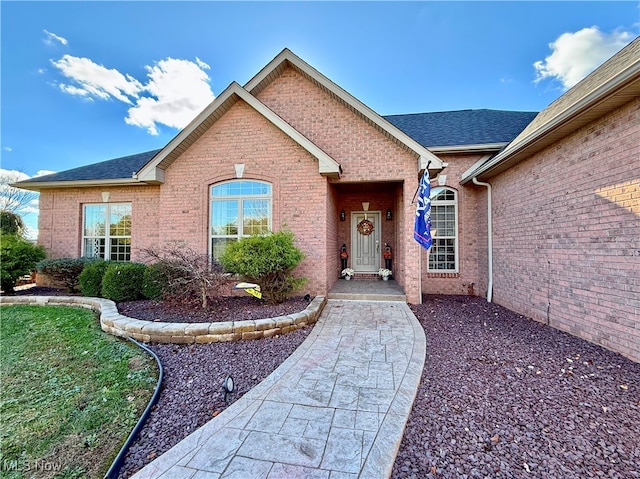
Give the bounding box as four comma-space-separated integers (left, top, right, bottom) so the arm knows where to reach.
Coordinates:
36, 257, 96, 293
142, 262, 171, 301
0, 234, 46, 293
101, 263, 147, 302
78, 260, 113, 297
219, 230, 306, 304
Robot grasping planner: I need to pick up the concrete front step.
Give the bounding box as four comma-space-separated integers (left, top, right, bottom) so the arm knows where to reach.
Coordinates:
328, 291, 407, 301
328, 278, 406, 302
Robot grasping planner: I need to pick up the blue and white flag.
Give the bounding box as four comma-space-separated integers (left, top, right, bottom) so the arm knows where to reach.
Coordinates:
414, 171, 432, 250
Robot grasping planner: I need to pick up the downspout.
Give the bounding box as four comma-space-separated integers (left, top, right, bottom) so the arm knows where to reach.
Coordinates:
472, 177, 493, 302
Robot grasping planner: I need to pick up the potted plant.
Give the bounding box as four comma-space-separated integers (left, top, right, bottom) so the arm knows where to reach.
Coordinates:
341, 268, 355, 280
378, 268, 392, 281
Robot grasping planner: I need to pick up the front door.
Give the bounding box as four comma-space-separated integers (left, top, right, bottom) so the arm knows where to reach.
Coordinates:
351, 211, 381, 272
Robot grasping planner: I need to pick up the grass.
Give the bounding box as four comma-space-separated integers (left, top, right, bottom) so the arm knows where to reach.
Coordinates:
0, 305, 158, 479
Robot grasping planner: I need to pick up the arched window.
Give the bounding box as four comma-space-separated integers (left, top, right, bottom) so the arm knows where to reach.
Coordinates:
210, 180, 272, 260
428, 187, 458, 272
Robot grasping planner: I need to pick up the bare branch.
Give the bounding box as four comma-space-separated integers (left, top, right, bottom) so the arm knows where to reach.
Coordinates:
0, 171, 39, 215
142, 241, 226, 309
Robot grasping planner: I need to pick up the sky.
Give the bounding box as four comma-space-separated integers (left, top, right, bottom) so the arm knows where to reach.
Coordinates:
1, 1, 638, 238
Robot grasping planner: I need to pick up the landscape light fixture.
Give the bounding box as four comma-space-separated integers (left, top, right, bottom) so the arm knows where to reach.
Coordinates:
222, 375, 234, 403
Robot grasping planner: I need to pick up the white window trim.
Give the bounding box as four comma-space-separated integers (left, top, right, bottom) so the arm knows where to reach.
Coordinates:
82, 202, 132, 261
427, 187, 459, 273
209, 180, 272, 260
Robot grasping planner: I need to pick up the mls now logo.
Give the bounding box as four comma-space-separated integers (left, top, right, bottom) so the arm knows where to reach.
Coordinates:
2, 459, 62, 473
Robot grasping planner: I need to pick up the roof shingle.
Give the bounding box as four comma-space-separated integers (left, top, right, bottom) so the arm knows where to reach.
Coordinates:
23, 149, 161, 183
384, 109, 538, 148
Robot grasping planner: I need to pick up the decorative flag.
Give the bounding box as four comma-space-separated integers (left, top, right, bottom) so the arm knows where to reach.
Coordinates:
414, 170, 432, 250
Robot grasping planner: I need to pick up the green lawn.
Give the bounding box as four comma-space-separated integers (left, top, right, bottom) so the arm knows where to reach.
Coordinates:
0, 305, 157, 479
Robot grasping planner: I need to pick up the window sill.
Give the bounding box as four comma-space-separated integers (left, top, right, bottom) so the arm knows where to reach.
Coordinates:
426, 272, 459, 278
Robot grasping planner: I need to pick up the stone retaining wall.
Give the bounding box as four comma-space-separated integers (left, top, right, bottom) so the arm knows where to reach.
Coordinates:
0, 295, 326, 344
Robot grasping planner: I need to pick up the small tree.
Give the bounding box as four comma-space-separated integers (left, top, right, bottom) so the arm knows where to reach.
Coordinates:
0, 171, 39, 215
219, 230, 306, 304
142, 242, 226, 309
0, 234, 46, 293
0, 211, 24, 236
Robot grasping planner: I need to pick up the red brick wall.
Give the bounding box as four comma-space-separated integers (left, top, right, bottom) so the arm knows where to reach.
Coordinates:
37, 186, 160, 261
488, 98, 639, 361
256, 66, 423, 301
156, 99, 328, 297
421, 154, 486, 297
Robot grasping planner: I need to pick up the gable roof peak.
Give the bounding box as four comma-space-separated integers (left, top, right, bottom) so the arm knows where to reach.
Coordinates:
245, 48, 443, 171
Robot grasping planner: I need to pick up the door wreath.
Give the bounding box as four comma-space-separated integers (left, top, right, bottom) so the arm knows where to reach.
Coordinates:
357, 218, 374, 235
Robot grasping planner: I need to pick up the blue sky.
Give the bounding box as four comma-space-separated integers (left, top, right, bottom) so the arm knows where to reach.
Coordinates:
1, 1, 638, 237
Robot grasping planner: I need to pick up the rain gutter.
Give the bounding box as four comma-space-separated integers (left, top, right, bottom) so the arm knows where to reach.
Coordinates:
472, 177, 493, 303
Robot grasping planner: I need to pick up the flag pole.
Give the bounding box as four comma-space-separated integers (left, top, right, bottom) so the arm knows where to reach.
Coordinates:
411, 160, 431, 205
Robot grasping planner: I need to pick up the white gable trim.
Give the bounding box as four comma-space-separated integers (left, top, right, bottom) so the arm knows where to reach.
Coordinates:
136, 82, 341, 183
245, 49, 443, 172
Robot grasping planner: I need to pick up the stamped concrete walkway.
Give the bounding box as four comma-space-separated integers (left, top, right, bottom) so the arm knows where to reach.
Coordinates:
131, 297, 426, 479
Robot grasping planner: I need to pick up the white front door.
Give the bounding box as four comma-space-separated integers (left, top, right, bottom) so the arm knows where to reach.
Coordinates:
351, 212, 381, 272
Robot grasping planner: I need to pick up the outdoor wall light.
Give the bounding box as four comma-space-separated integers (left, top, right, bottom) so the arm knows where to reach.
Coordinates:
386, 208, 393, 220
340, 209, 346, 221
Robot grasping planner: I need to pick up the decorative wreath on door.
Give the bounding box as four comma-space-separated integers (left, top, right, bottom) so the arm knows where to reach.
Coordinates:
357, 219, 374, 236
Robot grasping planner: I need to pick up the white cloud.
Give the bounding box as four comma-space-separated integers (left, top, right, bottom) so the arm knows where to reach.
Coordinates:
35, 170, 56, 177
43, 29, 68, 47
1, 169, 30, 182
125, 58, 216, 135
534, 27, 633, 90
196, 57, 211, 70
52, 55, 143, 104
3, 146, 12, 152
50, 54, 215, 136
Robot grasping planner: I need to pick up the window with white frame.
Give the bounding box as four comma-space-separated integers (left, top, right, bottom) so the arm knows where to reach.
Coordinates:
210, 180, 272, 260
428, 187, 458, 272
83, 203, 132, 261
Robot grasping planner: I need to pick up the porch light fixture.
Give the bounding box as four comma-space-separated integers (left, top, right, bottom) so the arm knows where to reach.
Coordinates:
386, 208, 392, 220
340, 209, 346, 221
362, 202, 369, 211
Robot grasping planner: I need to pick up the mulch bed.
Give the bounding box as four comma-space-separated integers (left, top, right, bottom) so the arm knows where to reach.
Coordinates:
8, 287, 640, 478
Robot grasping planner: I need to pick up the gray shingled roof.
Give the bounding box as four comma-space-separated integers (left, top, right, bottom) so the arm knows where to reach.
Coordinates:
20, 109, 537, 186
23, 149, 161, 183
384, 109, 538, 148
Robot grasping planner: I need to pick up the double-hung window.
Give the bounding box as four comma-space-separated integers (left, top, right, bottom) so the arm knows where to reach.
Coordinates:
83, 203, 132, 261
428, 187, 458, 272
210, 180, 272, 260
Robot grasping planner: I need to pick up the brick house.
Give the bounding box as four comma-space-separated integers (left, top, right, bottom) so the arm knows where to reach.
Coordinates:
17, 39, 639, 361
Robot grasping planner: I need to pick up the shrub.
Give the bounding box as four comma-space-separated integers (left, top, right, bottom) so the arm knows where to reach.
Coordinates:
142, 262, 171, 301
78, 260, 113, 297
36, 257, 96, 293
142, 243, 227, 309
0, 234, 46, 293
101, 263, 147, 302
219, 230, 306, 304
